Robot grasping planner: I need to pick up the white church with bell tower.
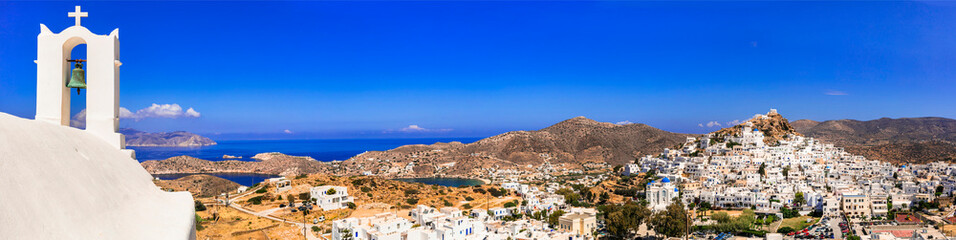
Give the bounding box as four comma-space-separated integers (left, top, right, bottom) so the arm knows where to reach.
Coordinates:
35, 6, 133, 157
0, 6, 196, 239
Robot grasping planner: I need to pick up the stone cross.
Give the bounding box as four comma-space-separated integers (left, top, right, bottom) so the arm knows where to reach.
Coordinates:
68, 6, 88, 26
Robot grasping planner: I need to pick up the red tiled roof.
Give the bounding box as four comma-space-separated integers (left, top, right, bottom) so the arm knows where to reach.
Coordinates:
895, 214, 922, 223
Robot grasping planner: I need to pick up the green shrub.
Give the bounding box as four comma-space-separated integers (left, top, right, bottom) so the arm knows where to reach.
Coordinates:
361, 186, 372, 192
406, 198, 419, 205
194, 200, 207, 212
465, 196, 474, 201
255, 188, 267, 194
247, 196, 263, 205
312, 226, 320, 232
777, 227, 795, 234
348, 202, 357, 209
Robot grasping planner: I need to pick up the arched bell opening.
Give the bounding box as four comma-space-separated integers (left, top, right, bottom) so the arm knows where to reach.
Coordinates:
63, 36, 88, 129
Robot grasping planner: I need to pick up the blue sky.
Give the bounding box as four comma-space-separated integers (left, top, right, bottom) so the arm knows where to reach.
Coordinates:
1, 1, 955, 139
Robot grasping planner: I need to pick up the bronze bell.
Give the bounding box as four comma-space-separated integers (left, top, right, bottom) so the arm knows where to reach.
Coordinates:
66, 62, 87, 95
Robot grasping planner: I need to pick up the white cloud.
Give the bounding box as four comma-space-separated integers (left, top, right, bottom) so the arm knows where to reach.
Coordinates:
70, 109, 87, 128
706, 121, 721, 127
824, 90, 848, 96
283, 129, 293, 134
184, 108, 200, 118
69, 104, 199, 128
726, 119, 743, 126
133, 103, 200, 119
119, 107, 135, 118
387, 124, 452, 133
401, 125, 426, 132
615, 120, 633, 125
698, 121, 722, 128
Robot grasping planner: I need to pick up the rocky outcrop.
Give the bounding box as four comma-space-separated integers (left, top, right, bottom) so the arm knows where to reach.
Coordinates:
120, 128, 217, 147
140, 153, 333, 176
713, 110, 801, 145
793, 117, 956, 164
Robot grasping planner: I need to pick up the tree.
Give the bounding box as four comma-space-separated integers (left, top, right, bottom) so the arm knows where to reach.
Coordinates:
780, 206, 800, 218
194, 200, 207, 212
604, 202, 651, 240
649, 200, 689, 238
758, 163, 766, 177
777, 227, 795, 234
935, 185, 944, 196
782, 167, 790, 180
794, 192, 806, 207
547, 210, 566, 227
288, 194, 295, 206
348, 202, 357, 209
887, 196, 893, 212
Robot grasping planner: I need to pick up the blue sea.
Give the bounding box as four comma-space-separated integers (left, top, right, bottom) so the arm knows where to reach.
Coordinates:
133, 138, 481, 186
130, 138, 480, 162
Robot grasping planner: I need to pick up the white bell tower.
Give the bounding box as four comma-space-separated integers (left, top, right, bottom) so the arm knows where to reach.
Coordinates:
35, 6, 133, 158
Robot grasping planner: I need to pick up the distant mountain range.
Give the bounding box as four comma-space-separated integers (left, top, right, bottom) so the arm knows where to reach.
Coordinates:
792, 117, 956, 164
339, 116, 692, 177
137, 113, 956, 179
119, 128, 217, 147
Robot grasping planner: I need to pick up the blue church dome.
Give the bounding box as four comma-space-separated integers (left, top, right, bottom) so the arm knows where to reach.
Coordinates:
674, 187, 679, 192
661, 177, 671, 183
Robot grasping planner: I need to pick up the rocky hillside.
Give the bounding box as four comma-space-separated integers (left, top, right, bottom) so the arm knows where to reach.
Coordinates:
140, 153, 333, 176
339, 117, 691, 178
792, 117, 956, 164
120, 128, 217, 147
712, 109, 801, 144
153, 174, 241, 198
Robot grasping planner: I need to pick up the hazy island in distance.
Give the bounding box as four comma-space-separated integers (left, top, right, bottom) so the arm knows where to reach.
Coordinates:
119, 128, 217, 147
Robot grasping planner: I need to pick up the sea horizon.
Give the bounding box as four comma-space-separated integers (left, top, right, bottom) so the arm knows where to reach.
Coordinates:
130, 137, 482, 162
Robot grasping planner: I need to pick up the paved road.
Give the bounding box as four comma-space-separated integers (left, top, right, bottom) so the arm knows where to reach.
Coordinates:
829, 219, 842, 239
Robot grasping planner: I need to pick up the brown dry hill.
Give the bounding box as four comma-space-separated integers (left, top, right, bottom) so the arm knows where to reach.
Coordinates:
141, 152, 333, 176
712, 110, 801, 144
154, 174, 241, 198
341, 116, 691, 177
792, 117, 956, 164
463, 116, 692, 166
